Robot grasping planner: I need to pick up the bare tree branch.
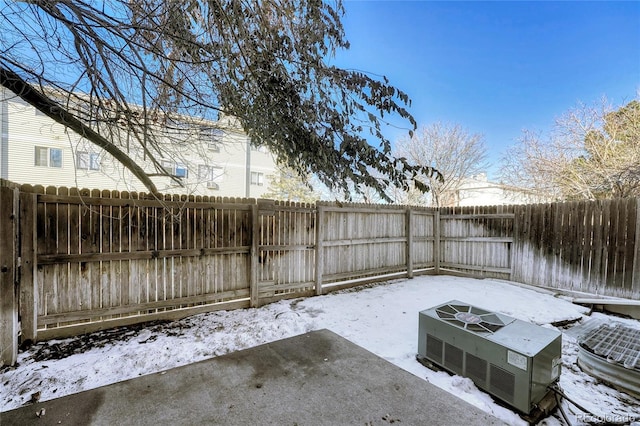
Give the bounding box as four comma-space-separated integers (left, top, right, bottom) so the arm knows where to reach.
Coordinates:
393, 122, 487, 207
499, 97, 640, 200
0, 66, 159, 194
0, 0, 439, 200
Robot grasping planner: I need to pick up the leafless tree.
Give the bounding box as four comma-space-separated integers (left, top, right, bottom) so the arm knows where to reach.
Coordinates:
393, 122, 489, 207
499, 97, 640, 200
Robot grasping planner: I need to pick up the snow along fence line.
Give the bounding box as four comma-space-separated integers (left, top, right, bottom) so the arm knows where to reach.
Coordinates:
2, 179, 640, 366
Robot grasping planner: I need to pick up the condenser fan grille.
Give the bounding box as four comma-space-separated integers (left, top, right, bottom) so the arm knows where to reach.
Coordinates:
435, 304, 507, 333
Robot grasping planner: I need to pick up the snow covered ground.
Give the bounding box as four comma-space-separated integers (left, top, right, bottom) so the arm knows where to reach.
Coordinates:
1, 275, 639, 425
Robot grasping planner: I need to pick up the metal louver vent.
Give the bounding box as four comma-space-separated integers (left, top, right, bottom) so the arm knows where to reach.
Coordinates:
426, 335, 443, 363
445, 343, 463, 374
435, 303, 507, 333
490, 364, 515, 403
466, 353, 487, 385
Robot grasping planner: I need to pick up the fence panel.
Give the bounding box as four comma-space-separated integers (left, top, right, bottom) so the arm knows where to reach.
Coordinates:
320, 203, 409, 287
438, 205, 514, 279
410, 209, 437, 271
32, 186, 253, 339
511, 198, 639, 298
257, 200, 316, 303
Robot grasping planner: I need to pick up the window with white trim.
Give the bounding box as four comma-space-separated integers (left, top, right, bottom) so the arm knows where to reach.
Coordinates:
161, 160, 173, 175
250, 171, 264, 186
35, 146, 63, 168
76, 151, 101, 171
161, 161, 188, 178
200, 126, 223, 152
175, 163, 188, 178
198, 165, 223, 189
90, 153, 100, 171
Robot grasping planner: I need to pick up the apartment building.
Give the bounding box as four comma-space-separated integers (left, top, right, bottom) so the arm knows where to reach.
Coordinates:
442, 173, 548, 206
0, 86, 277, 197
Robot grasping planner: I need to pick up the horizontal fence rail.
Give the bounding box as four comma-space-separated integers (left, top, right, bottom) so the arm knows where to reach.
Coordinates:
2, 177, 640, 366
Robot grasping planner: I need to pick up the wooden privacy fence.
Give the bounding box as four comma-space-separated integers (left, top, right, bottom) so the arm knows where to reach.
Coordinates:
511, 198, 640, 298
439, 200, 640, 299
2, 179, 640, 366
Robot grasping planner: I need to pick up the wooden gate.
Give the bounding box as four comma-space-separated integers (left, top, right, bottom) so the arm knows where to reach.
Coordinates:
256, 200, 317, 304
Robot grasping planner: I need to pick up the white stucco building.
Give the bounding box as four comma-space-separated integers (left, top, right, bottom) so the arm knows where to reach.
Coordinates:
0, 86, 277, 198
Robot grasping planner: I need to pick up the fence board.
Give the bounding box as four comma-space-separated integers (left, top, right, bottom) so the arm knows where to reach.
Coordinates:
19, 190, 38, 342
590, 202, 600, 291
621, 199, 635, 296
609, 200, 621, 292
602, 200, 613, 293
581, 200, 594, 291
0, 185, 18, 366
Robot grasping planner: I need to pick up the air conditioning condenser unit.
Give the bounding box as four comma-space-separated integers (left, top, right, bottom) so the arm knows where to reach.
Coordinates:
417, 300, 562, 418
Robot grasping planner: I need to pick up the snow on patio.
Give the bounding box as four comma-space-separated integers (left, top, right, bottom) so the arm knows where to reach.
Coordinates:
1, 275, 639, 425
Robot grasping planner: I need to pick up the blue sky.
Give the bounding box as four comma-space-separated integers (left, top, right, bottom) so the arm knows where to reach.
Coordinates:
330, 1, 640, 178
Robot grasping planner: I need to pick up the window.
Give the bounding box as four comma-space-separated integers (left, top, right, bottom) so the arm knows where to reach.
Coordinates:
34, 147, 48, 167
200, 127, 223, 152
49, 149, 62, 167
208, 141, 221, 153
77, 151, 89, 169
199, 165, 222, 190
251, 171, 264, 186
89, 153, 100, 171
175, 163, 188, 178
161, 161, 188, 178
35, 146, 63, 168
76, 151, 101, 171
161, 160, 173, 175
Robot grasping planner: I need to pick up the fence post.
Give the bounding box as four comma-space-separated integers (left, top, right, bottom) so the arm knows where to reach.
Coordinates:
250, 203, 260, 307
434, 210, 440, 274
632, 199, 640, 296
406, 208, 413, 278
315, 204, 325, 295
0, 185, 18, 366
19, 191, 38, 343
510, 205, 518, 281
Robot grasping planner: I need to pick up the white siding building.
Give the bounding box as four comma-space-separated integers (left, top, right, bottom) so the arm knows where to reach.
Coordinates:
0, 87, 277, 198
443, 173, 547, 206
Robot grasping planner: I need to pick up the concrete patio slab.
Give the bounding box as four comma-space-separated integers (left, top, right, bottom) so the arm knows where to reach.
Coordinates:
1, 329, 504, 425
